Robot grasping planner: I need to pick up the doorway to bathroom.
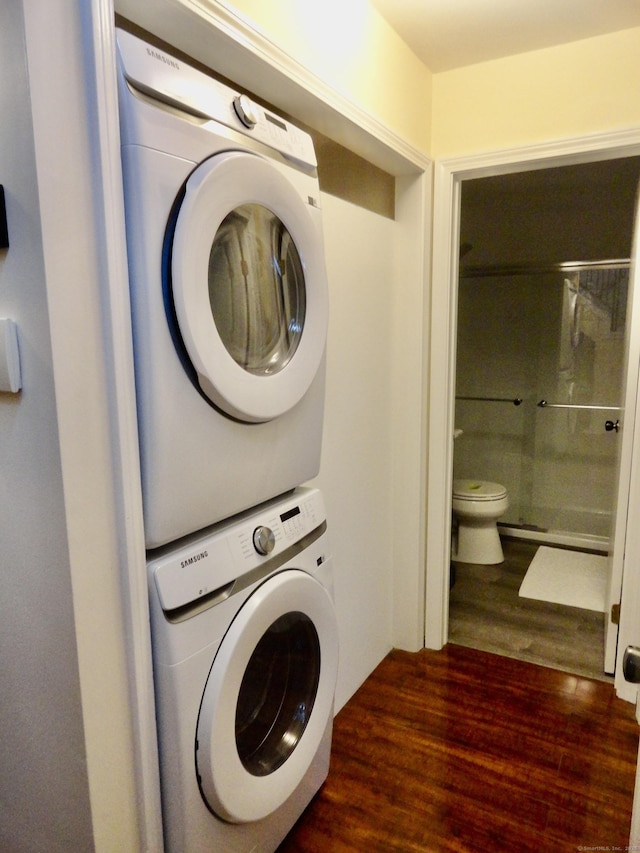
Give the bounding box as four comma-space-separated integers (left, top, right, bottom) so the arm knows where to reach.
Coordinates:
426, 145, 640, 684
450, 158, 640, 679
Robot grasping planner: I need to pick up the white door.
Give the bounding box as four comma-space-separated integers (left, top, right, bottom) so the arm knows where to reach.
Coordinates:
606, 183, 640, 673
617, 335, 640, 844
171, 150, 329, 423
615, 185, 640, 842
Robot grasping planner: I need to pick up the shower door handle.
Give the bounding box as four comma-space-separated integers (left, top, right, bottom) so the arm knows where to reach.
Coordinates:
605, 420, 620, 432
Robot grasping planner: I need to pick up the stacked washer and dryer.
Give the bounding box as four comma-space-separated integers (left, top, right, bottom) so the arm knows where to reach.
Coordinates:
116, 29, 337, 852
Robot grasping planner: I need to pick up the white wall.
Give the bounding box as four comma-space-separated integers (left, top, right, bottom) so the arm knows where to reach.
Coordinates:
311, 193, 396, 711
0, 2, 154, 850
0, 4, 94, 850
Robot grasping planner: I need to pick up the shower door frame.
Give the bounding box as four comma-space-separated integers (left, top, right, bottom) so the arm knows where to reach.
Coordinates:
456, 259, 630, 548
425, 128, 640, 695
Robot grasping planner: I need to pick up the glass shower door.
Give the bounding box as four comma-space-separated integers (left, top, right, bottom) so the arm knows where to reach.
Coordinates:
454, 263, 629, 544
531, 267, 627, 538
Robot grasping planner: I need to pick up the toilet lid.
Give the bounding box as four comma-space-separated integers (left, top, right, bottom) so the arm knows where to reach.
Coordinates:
453, 479, 507, 501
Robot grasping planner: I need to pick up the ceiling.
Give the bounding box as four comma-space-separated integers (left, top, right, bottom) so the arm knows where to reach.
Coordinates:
369, 0, 640, 72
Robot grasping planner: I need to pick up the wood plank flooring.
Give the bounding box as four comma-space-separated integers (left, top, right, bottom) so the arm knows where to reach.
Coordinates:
278, 645, 638, 853
449, 538, 610, 682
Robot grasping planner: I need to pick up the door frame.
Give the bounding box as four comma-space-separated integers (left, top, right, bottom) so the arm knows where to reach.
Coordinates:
425, 129, 640, 686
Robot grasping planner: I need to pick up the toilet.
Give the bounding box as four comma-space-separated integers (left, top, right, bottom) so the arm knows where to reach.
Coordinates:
451, 479, 509, 564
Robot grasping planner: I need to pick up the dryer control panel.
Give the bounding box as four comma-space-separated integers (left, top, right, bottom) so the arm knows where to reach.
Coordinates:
149, 488, 326, 612
116, 28, 317, 168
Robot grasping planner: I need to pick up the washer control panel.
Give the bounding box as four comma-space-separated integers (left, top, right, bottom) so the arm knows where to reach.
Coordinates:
149, 488, 325, 611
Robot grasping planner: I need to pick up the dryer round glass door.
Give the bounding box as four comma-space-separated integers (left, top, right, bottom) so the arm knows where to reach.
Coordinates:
208, 203, 306, 378
195, 570, 338, 824
171, 151, 329, 423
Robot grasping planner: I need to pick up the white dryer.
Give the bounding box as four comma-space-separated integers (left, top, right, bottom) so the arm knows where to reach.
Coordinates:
147, 488, 338, 853
116, 30, 329, 548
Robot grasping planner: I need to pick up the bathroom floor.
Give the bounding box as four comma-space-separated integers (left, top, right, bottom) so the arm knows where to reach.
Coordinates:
448, 537, 611, 682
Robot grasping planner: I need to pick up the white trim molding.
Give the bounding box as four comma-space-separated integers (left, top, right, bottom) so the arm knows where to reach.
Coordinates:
82, 5, 164, 849
22, 0, 161, 849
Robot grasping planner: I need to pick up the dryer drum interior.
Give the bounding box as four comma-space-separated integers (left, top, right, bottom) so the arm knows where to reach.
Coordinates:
208, 204, 307, 377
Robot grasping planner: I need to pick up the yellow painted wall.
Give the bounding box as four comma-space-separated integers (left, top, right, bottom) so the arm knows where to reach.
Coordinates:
223, 5, 640, 163
227, 0, 432, 153
432, 27, 640, 159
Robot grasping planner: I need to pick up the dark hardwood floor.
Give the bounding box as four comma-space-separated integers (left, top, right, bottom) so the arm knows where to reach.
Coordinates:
278, 645, 638, 852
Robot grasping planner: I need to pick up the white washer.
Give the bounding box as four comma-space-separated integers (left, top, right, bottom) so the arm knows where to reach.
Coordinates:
116, 30, 329, 548
147, 487, 338, 853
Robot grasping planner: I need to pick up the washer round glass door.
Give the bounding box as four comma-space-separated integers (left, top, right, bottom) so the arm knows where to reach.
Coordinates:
171, 151, 329, 423
196, 570, 338, 824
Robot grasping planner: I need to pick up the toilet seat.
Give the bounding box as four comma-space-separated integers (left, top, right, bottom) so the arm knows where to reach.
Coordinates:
453, 479, 507, 501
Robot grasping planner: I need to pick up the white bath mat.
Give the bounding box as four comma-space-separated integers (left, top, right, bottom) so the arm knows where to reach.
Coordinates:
519, 546, 607, 613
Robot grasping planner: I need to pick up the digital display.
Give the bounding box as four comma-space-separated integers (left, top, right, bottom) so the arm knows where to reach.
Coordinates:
266, 113, 287, 132
280, 506, 301, 522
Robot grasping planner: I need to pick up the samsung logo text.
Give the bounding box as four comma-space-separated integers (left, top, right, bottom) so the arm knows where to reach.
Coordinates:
146, 48, 180, 70
181, 550, 208, 569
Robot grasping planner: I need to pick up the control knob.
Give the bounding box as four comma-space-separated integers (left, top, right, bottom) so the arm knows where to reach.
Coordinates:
233, 94, 259, 128
253, 525, 275, 556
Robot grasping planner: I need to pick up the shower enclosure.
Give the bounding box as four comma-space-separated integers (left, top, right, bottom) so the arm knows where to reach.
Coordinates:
453, 260, 630, 550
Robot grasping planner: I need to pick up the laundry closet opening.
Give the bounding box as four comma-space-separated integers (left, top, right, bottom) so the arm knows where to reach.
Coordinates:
448, 156, 640, 681
116, 16, 397, 220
